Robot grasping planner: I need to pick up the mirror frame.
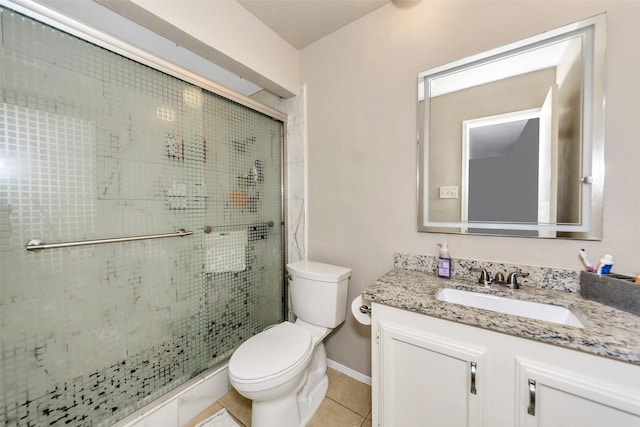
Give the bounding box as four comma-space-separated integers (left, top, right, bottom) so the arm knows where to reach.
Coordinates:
417, 14, 606, 239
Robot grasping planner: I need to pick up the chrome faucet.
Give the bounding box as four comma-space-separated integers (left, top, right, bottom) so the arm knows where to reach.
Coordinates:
506, 272, 530, 289
471, 268, 529, 289
493, 272, 506, 285
471, 268, 492, 286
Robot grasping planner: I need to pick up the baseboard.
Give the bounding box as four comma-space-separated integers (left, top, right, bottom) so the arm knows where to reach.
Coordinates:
327, 359, 372, 386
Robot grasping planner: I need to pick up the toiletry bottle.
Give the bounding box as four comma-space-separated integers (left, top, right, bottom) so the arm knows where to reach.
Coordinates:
437, 243, 452, 279
596, 254, 613, 275
578, 249, 595, 273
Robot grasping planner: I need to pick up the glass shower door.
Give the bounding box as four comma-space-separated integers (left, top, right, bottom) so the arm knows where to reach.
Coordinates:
0, 6, 284, 426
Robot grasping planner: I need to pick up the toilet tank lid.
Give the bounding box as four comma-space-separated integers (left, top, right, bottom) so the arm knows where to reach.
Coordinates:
287, 260, 351, 282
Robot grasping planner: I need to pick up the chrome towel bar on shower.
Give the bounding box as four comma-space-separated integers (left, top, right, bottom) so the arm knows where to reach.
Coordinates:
26, 229, 193, 251
203, 221, 275, 233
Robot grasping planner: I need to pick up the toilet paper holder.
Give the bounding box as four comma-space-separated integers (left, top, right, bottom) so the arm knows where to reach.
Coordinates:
351, 295, 372, 326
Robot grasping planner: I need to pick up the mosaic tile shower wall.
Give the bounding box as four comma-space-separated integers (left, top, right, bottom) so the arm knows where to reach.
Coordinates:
0, 8, 284, 426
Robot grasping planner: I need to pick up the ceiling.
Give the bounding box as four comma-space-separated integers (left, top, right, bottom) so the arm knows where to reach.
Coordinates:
469, 119, 531, 160
237, 0, 390, 49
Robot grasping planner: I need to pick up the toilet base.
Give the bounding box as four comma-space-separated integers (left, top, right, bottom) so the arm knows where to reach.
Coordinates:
249, 343, 329, 427
297, 341, 329, 425
249, 373, 328, 427
298, 373, 328, 426
251, 387, 304, 427
248, 374, 328, 427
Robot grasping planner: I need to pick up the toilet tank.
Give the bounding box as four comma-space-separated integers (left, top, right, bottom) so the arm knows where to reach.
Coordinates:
287, 260, 351, 328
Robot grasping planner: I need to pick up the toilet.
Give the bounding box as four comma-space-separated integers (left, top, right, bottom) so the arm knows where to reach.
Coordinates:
228, 260, 351, 427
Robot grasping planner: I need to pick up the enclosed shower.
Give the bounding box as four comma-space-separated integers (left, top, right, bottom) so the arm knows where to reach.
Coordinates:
0, 5, 285, 426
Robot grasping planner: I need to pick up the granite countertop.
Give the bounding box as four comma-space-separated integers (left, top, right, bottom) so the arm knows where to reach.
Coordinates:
363, 268, 640, 365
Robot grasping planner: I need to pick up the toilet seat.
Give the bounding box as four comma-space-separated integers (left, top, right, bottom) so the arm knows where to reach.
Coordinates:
229, 322, 313, 385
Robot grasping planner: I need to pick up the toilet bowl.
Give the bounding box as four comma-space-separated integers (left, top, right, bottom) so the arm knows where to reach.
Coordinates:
229, 321, 313, 399
228, 260, 351, 427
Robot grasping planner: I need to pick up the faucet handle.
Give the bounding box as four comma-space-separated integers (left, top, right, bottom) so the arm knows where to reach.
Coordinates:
506, 272, 529, 289
494, 272, 506, 285
471, 267, 492, 285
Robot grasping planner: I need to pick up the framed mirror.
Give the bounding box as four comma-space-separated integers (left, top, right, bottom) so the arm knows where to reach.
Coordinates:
418, 14, 605, 239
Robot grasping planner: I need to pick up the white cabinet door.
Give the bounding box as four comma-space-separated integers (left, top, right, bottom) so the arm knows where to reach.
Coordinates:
515, 358, 640, 427
376, 319, 485, 427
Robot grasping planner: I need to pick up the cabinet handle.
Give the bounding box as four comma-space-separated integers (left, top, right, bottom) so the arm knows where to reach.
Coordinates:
470, 362, 477, 394
527, 379, 537, 416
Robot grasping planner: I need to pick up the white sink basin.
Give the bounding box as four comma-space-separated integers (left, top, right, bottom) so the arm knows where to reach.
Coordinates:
437, 288, 585, 328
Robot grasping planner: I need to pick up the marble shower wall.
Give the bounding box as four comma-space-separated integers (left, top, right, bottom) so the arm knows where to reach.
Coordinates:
251, 86, 307, 263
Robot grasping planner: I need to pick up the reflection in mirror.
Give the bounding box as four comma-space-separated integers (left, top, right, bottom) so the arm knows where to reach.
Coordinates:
464, 113, 542, 237
417, 14, 605, 239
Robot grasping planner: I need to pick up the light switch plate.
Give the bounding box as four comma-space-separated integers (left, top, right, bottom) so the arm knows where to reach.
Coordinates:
439, 186, 459, 199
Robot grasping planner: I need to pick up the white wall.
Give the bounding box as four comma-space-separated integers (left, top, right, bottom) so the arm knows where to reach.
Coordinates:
299, 1, 640, 375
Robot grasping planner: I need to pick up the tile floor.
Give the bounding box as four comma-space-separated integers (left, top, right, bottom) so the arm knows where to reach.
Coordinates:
184, 368, 372, 427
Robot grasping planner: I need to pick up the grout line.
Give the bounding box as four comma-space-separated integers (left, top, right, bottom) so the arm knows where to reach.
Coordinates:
325, 397, 366, 424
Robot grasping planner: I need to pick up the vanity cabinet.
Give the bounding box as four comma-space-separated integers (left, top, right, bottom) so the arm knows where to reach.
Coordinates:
371, 303, 640, 427
375, 318, 485, 426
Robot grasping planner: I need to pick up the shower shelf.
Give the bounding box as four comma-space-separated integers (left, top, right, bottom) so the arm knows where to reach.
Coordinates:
25, 229, 193, 251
